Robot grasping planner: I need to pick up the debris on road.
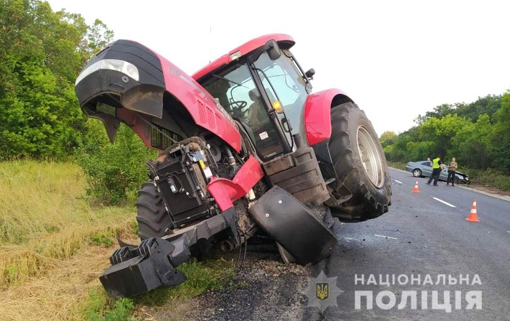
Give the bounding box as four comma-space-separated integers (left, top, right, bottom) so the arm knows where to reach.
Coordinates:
374, 234, 398, 240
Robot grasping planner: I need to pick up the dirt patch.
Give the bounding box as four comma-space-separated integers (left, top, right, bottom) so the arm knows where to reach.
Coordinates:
185, 247, 314, 321
134, 297, 200, 321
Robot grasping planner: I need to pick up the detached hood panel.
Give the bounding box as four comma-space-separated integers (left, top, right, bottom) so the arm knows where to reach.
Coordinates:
75, 40, 241, 152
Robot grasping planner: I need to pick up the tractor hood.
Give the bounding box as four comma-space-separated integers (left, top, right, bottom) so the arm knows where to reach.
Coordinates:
74, 40, 242, 152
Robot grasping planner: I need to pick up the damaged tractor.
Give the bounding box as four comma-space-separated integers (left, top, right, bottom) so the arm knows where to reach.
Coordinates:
74, 34, 392, 299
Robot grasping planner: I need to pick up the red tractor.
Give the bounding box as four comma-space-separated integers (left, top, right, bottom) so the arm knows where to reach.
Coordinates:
74, 33, 391, 299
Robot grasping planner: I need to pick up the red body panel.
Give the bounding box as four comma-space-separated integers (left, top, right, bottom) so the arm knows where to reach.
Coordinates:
152, 52, 242, 153
192, 34, 295, 81
206, 156, 265, 212
304, 88, 351, 146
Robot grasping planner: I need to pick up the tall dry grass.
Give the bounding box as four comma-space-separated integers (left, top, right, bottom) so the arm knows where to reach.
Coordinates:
0, 160, 139, 320
0, 160, 238, 321
1, 160, 112, 243
0, 245, 120, 321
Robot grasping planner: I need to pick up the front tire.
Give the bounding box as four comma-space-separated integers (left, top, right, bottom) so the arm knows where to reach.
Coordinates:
135, 181, 172, 240
328, 102, 392, 221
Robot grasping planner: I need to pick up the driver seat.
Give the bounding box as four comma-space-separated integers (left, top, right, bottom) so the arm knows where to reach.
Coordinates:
248, 88, 271, 128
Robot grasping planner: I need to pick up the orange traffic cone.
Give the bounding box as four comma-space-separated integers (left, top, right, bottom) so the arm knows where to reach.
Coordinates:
412, 181, 420, 193
466, 199, 480, 222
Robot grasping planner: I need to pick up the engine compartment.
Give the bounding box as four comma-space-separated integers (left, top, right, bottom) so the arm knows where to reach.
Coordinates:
145, 136, 247, 231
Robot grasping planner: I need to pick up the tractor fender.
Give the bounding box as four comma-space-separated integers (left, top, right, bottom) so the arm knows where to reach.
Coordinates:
303, 88, 354, 146
248, 185, 337, 265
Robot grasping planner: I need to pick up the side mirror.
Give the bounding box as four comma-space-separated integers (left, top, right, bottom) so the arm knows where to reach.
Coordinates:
266, 40, 281, 61
305, 68, 315, 78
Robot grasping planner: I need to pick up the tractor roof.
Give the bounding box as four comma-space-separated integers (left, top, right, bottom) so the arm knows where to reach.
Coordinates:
192, 33, 295, 81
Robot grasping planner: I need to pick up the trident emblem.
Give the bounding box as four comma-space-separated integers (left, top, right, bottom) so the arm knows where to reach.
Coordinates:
316, 282, 329, 300
302, 271, 343, 313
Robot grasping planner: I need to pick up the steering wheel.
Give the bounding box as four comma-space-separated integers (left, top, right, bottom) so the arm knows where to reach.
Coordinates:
227, 100, 249, 119
227, 100, 248, 110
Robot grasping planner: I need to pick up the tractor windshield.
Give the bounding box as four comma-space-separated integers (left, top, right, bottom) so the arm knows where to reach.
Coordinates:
200, 63, 286, 160
253, 49, 308, 138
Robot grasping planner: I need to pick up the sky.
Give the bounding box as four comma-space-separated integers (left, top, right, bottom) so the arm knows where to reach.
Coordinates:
46, 0, 510, 137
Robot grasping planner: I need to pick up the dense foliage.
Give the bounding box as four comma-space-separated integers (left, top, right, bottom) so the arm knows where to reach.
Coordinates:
75, 121, 157, 206
0, 0, 155, 204
381, 91, 510, 175
0, 0, 114, 159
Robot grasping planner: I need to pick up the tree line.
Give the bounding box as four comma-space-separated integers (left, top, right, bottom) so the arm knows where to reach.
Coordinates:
380, 92, 510, 174
1, 0, 156, 205
0, 0, 114, 160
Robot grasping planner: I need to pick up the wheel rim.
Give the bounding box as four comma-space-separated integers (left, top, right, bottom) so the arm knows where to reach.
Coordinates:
356, 126, 384, 188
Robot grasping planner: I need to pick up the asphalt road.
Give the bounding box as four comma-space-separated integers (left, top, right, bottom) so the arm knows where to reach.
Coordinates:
192, 167, 510, 321
308, 168, 510, 321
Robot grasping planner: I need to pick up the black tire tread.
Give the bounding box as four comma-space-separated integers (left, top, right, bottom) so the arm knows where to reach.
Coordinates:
135, 181, 172, 240
328, 102, 392, 221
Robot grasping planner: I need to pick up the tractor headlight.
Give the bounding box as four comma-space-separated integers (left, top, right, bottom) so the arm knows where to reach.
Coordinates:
75, 59, 140, 85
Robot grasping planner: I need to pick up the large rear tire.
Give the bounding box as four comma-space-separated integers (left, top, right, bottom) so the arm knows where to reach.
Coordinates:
135, 181, 172, 240
328, 102, 391, 221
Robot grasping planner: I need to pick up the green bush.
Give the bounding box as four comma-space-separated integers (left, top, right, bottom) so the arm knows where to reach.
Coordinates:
75, 121, 157, 206
465, 168, 510, 191
84, 286, 137, 321
387, 161, 407, 170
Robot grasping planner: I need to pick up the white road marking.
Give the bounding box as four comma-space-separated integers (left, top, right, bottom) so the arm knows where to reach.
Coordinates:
374, 234, 398, 240
394, 180, 403, 184
432, 197, 456, 208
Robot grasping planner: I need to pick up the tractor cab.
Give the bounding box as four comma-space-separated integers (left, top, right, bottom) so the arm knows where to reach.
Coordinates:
194, 35, 314, 162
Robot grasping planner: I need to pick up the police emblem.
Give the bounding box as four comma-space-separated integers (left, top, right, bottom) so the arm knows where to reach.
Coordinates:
302, 270, 343, 313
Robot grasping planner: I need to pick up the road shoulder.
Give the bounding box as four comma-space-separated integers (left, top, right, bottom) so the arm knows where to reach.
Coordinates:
389, 167, 510, 202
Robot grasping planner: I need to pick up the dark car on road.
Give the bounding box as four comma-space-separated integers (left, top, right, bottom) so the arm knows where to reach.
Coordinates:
405, 160, 470, 185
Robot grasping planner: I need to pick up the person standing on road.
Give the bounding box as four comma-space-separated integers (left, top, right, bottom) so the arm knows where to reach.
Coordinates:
447, 157, 458, 186
427, 155, 442, 186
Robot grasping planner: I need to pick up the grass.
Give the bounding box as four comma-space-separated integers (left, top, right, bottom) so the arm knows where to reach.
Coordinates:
463, 168, 510, 191
81, 286, 137, 321
79, 256, 236, 321
0, 160, 237, 321
387, 161, 407, 171
133, 257, 235, 306
0, 160, 135, 288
